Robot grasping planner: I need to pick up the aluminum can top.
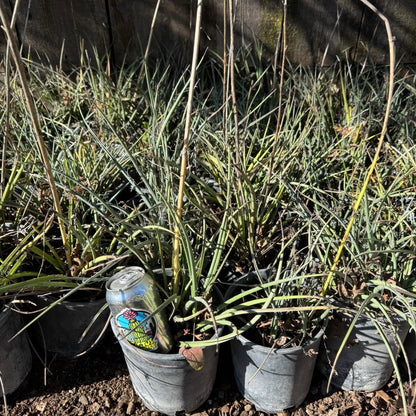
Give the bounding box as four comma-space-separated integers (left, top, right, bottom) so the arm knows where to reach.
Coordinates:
106, 266, 147, 293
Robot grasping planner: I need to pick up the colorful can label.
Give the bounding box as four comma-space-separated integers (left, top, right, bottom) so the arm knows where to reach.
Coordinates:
116, 308, 158, 351
106, 266, 173, 353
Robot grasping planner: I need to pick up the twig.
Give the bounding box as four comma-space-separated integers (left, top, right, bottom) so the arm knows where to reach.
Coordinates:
248, 338, 278, 385
320, 6, 343, 69
226, 0, 245, 225
75, 313, 111, 358
1, 45, 10, 203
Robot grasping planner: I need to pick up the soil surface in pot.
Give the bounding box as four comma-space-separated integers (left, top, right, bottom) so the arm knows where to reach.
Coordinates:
244, 313, 323, 349
1, 329, 414, 416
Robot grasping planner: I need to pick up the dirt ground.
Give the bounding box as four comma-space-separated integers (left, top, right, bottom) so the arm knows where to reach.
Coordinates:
1, 329, 415, 416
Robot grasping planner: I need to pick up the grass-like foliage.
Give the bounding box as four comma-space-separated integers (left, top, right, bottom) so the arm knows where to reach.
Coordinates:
0, 16, 415, 410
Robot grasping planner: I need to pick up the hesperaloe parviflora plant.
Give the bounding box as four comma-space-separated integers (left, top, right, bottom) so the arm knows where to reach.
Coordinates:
0, 4, 72, 268
314, 2, 415, 413
320, 0, 395, 297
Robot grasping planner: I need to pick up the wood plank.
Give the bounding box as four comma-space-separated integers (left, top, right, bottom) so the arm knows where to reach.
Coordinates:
108, 0, 193, 66
0, 0, 9, 60
285, 0, 416, 65
0, 0, 415, 69
10, 0, 110, 71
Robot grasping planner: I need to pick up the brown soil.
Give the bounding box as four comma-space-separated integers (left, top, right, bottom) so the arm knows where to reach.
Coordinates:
1, 330, 415, 416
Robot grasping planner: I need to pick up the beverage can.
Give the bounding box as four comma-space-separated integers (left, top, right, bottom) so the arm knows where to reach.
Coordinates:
106, 266, 173, 353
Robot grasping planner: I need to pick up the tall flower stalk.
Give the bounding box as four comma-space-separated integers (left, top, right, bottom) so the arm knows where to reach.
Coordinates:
321, 0, 395, 297
172, 0, 203, 294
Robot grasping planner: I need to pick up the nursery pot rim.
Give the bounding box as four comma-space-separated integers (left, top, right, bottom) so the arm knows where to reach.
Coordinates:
111, 317, 223, 361
329, 299, 410, 326
0, 303, 16, 321
235, 321, 327, 354
36, 289, 105, 308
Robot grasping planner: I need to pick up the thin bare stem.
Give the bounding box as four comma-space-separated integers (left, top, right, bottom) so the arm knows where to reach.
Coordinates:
222, 0, 227, 139
226, 0, 245, 226
137, 0, 161, 83
0, 4, 72, 269
1, 46, 10, 202
228, 0, 240, 164
266, 0, 287, 195
1, 0, 21, 201
10, 0, 22, 27
0, 372, 8, 415
172, 0, 203, 293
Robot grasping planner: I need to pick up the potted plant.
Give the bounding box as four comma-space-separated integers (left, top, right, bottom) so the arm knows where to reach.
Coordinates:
0, 18, 136, 359
0, 165, 35, 396
310, 71, 415, 411
6, 120, 133, 358
218, 233, 329, 413
315, 189, 413, 393
311, 41, 415, 406
290, 8, 416, 416
102, 2, 236, 414
212, 157, 330, 413
189, 36, 331, 411
0, 159, 75, 393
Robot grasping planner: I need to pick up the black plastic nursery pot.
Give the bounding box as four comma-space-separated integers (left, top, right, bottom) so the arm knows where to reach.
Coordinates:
230, 324, 326, 413
0, 306, 32, 396
225, 270, 326, 413
317, 309, 410, 392
404, 328, 416, 371
402, 306, 416, 371
31, 292, 109, 358
110, 318, 221, 415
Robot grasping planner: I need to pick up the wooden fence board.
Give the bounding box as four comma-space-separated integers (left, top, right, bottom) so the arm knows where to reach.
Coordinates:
0, 0, 415, 69
8, 0, 110, 71
108, 0, 193, 65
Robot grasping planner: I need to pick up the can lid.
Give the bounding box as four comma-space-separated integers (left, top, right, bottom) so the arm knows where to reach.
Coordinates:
106, 266, 146, 292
